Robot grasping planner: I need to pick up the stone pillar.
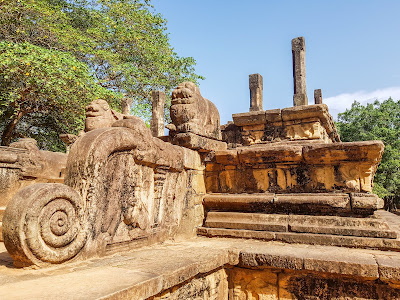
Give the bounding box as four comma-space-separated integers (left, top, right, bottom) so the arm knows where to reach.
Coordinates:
314, 89, 322, 104
249, 73, 263, 112
151, 91, 165, 137
121, 98, 132, 115
292, 37, 308, 106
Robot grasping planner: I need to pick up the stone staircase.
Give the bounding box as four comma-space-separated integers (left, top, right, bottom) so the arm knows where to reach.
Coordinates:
198, 193, 400, 251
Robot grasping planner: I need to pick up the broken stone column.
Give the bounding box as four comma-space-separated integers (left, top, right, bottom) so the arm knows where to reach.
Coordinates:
121, 98, 132, 115
151, 91, 166, 137
249, 73, 263, 112
314, 89, 322, 104
292, 37, 308, 106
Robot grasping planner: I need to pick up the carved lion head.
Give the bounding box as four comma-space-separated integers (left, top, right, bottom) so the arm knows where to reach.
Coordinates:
171, 82, 201, 105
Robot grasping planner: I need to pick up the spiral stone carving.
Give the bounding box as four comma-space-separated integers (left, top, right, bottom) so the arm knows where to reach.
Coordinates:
3, 183, 88, 267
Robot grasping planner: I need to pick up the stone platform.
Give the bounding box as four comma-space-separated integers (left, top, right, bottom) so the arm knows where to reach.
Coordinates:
1, 236, 400, 299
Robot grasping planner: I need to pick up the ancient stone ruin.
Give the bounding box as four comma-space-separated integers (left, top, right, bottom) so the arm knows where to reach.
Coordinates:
1, 37, 400, 299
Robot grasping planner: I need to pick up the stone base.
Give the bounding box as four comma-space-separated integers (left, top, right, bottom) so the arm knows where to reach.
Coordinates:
2, 238, 400, 299
200, 193, 399, 251
204, 193, 382, 215
204, 212, 397, 238
198, 227, 400, 252
293, 93, 308, 106
228, 104, 341, 145
170, 132, 227, 152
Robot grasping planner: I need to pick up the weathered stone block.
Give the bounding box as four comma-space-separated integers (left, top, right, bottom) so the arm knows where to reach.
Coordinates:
265, 108, 282, 123
303, 141, 384, 164
292, 36, 308, 106
171, 132, 227, 152
351, 193, 384, 210
214, 150, 239, 165
238, 145, 303, 164
232, 111, 266, 126
150, 91, 166, 137
249, 73, 263, 112
314, 89, 322, 104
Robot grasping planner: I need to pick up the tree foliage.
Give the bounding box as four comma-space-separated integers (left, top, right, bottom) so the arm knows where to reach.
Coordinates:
0, 0, 202, 149
336, 99, 400, 198
0, 0, 203, 118
0, 41, 120, 151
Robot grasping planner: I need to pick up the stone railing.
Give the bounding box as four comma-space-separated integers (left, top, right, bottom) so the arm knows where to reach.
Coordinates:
2, 117, 204, 267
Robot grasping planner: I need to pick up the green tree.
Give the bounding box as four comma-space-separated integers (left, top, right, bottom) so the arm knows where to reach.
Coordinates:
0, 0, 203, 121
0, 41, 120, 151
336, 99, 400, 198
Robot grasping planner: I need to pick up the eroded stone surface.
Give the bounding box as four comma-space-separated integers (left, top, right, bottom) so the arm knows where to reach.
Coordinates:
0, 38, 396, 300
249, 73, 263, 112
150, 91, 166, 137
168, 82, 221, 140
0, 139, 67, 241
1, 238, 400, 299
3, 117, 205, 267
314, 88, 322, 104
228, 104, 340, 145
292, 37, 308, 106
205, 141, 383, 195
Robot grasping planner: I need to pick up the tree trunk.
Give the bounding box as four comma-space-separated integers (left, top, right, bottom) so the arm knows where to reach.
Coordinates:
1, 110, 26, 146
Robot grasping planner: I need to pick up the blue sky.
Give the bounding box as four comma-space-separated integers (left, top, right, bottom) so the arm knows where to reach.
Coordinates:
153, 0, 400, 123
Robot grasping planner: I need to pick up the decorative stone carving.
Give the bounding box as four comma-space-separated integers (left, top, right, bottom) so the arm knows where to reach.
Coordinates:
285, 122, 326, 141
84, 99, 124, 132
3, 116, 204, 267
60, 99, 132, 149
168, 82, 221, 140
205, 141, 384, 197
3, 183, 88, 267
0, 138, 67, 241
229, 104, 340, 145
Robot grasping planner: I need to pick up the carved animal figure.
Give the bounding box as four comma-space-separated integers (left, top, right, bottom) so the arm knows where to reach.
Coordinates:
84, 99, 124, 132
168, 82, 221, 140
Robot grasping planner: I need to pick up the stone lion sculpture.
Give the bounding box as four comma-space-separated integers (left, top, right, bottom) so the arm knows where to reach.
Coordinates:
168, 82, 221, 140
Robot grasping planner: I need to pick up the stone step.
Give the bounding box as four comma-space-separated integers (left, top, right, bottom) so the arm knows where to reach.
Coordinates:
197, 227, 400, 252
204, 193, 380, 215
205, 212, 397, 239
206, 212, 288, 232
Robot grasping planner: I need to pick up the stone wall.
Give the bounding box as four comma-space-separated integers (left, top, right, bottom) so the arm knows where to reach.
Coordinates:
205, 141, 383, 195
148, 268, 228, 300
229, 267, 400, 299
145, 265, 400, 300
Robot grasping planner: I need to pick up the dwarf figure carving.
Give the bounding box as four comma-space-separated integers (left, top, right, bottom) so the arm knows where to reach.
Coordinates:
168, 82, 221, 140
84, 99, 124, 132
60, 99, 128, 148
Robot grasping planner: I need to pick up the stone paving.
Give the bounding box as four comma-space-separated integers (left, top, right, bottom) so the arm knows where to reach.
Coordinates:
1, 237, 400, 299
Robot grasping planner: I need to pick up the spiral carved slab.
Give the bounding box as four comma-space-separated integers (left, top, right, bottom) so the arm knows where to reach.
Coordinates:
2, 183, 88, 267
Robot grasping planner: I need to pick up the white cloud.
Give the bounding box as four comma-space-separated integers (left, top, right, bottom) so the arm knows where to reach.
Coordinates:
324, 87, 400, 119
